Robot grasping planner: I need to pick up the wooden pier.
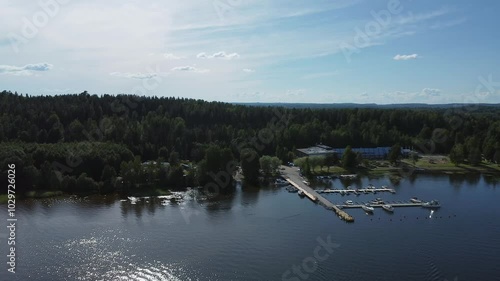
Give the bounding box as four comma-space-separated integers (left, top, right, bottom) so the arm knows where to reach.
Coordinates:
285, 179, 317, 202
281, 166, 355, 222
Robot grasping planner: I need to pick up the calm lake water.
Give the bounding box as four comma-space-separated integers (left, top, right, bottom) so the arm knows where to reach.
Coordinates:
1, 174, 499, 281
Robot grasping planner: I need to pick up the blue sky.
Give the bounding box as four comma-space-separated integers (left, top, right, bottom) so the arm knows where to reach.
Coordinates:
1, 0, 499, 103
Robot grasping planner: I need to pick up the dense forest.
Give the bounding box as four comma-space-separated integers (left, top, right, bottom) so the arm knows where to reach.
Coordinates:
1, 90, 499, 195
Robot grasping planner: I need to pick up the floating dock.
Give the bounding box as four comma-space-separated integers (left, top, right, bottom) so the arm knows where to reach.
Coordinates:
279, 166, 440, 222
318, 188, 396, 194
336, 201, 424, 209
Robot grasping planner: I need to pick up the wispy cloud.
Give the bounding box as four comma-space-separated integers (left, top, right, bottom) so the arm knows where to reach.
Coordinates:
430, 18, 467, 29
171, 66, 209, 73
393, 54, 419, 60
243, 68, 255, 73
197, 51, 240, 60
163, 53, 184, 60
396, 7, 450, 25
302, 71, 338, 79
0, 63, 53, 75
109, 72, 158, 79
421, 88, 441, 97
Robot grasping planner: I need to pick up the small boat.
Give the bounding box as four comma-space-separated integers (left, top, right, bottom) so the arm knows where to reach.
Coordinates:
410, 197, 422, 203
345, 200, 353, 205
382, 204, 394, 212
286, 186, 298, 193
128, 196, 139, 204
353, 190, 360, 196
422, 200, 441, 209
275, 179, 289, 186
361, 204, 374, 212
298, 190, 305, 197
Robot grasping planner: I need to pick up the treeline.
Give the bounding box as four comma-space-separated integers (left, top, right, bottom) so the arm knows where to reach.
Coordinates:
1, 91, 500, 193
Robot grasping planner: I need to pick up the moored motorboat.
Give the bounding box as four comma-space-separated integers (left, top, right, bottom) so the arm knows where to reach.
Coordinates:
410, 197, 422, 203
382, 204, 394, 212
422, 200, 441, 209
298, 190, 305, 197
275, 179, 289, 186
370, 198, 384, 204
345, 200, 353, 205
361, 204, 374, 212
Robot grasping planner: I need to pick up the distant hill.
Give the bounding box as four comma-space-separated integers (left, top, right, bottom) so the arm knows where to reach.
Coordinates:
234, 102, 500, 109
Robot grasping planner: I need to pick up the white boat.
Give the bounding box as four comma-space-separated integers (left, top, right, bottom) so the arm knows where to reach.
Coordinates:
422, 200, 441, 209
382, 204, 394, 212
345, 200, 353, 205
127, 196, 138, 204
361, 204, 374, 212
298, 190, 305, 197
410, 197, 422, 203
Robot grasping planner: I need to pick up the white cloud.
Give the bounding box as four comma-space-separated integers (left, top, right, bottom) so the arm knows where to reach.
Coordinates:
243, 68, 255, 73
110, 72, 157, 79
197, 51, 240, 60
171, 66, 209, 73
285, 89, 306, 97
0, 63, 53, 75
383, 88, 442, 102
393, 54, 419, 60
420, 88, 441, 97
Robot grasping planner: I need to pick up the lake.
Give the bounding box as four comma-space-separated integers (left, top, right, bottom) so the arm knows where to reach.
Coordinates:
1, 174, 499, 281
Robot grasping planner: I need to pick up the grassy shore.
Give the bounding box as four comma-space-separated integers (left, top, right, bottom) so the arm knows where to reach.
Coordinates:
401, 156, 500, 174
308, 156, 500, 178
25, 191, 64, 198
